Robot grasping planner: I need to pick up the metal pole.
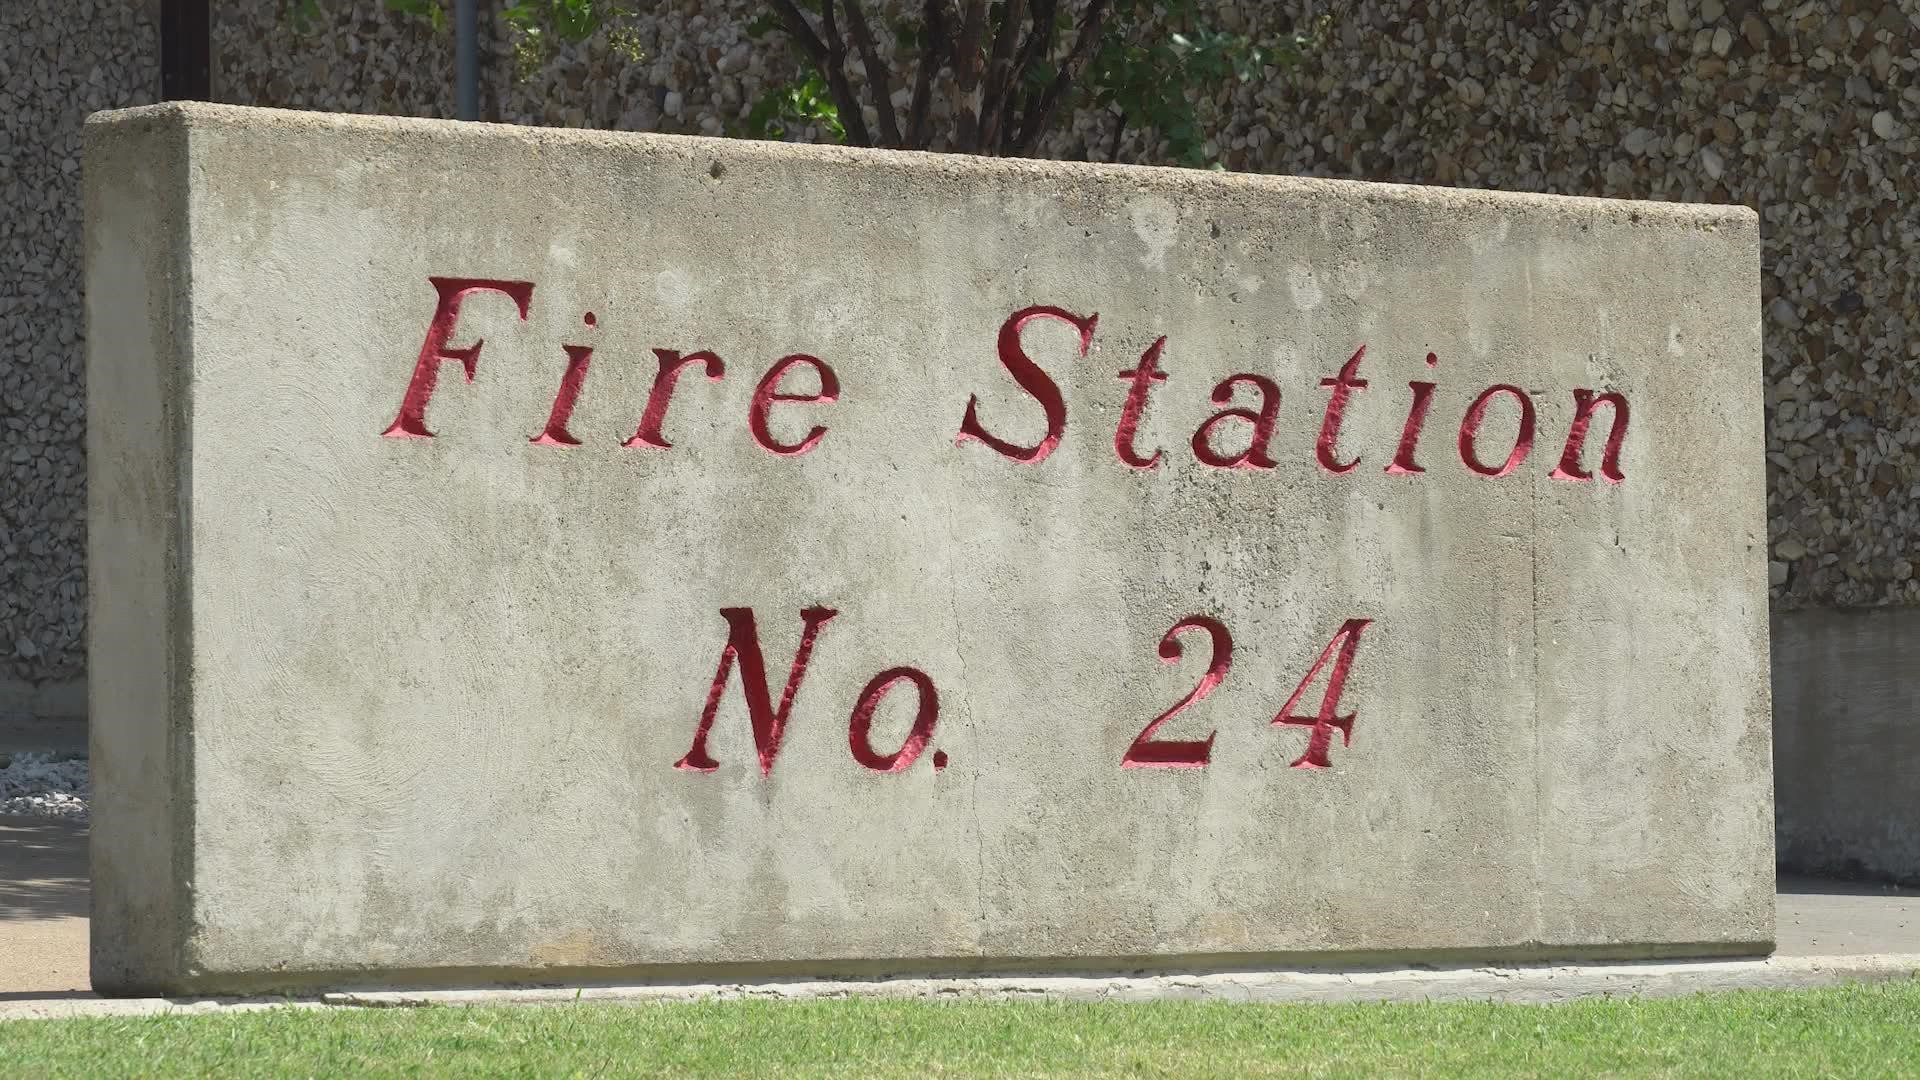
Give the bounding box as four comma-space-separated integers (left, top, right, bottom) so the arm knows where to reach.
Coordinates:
455, 0, 479, 120
159, 0, 212, 101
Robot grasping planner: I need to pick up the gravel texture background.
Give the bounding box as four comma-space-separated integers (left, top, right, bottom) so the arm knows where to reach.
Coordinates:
0, 750, 88, 817
1, 0, 154, 693
4, 0, 1915, 703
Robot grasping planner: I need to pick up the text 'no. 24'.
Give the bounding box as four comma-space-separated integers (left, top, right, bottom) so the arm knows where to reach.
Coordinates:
678, 607, 1373, 776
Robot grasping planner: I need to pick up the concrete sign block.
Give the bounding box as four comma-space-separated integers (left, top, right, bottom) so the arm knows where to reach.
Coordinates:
85, 103, 1772, 995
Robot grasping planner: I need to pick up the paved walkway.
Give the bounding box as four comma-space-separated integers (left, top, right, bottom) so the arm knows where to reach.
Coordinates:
1776, 873, 1919, 955
2, 816, 1915, 999
0, 816, 87, 996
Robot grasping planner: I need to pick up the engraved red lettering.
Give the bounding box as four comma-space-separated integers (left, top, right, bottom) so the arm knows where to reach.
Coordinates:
956, 305, 1099, 464
624, 349, 725, 450
749, 353, 840, 456
1315, 345, 1369, 474
1458, 384, 1536, 478
848, 667, 942, 773
675, 606, 837, 777
1113, 336, 1169, 469
1272, 618, 1372, 770
1191, 374, 1281, 470
1123, 615, 1232, 768
530, 345, 594, 447
1549, 389, 1630, 484
382, 277, 535, 438
1385, 352, 1440, 476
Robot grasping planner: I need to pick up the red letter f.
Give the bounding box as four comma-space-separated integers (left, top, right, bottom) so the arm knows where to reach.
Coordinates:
382, 277, 535, 439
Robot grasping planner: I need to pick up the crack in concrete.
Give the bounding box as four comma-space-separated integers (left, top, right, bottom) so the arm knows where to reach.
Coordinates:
938, 476, 992, 957
1529, 476, 1544, 951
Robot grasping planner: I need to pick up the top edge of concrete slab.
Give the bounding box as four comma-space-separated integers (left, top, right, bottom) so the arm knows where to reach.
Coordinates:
84, 101, 1758, 230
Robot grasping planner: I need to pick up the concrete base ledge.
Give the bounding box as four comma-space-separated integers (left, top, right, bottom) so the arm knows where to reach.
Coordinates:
320, 954, 1920, 1006
0, 680, 85, 725
4, 955, 1915, 1019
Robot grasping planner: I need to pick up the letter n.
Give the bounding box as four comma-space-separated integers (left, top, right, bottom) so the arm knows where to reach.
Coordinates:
675, 606, 837, 776
1550, 389, 1630, 484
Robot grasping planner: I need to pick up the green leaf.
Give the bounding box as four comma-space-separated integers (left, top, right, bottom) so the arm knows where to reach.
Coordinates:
552, 0, 598, 41
381, 0, 441, 26
742, 68, 847, 145
286, 0, 324, 33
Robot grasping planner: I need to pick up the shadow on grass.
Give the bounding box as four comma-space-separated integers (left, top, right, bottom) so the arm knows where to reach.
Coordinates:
0, 815, 88, 921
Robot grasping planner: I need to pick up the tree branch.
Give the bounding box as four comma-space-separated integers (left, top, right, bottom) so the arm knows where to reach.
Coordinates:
906, 0, 947, 149
988, 0, 1055, 153
767, 0, 829, 64
1008, 0, 1058, 93
817, 0, 874, 146
1014, 0, 1108, 153
842, 0, 902, 146
951, 0, 988, 152
975, 0, 1025, 152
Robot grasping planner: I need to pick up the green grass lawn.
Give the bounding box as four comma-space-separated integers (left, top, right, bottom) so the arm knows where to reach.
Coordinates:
4, 981, 1918, 1077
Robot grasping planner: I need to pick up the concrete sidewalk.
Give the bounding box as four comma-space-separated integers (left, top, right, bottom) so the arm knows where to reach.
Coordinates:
0, 816, 87, 996
1776, 873, 1920, 956
3, 817, 1915, 1004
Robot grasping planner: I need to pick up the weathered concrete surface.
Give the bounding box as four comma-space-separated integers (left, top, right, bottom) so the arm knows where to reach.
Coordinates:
12, 828, 1903, 1004
1774, 608, 1920, 886
12, 823, 1901, 1000
84, 103, 188, 997
85, 102, 1771, 995
0, 716, 85, 757
7, 870, 1910, 1013
0, 683, 85, 727
7, 876, 1913, 1009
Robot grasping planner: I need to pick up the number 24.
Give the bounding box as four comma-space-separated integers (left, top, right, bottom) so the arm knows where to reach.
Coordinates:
1123, 616, 1373, 771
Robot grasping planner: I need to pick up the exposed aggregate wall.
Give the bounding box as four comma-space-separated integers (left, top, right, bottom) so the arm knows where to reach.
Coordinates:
1, 0, 156, 694
5, 0, 1917, 695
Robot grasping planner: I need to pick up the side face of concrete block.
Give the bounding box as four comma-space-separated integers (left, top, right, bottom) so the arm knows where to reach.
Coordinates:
87, 103, 1771, 994
84, 109, 192, 995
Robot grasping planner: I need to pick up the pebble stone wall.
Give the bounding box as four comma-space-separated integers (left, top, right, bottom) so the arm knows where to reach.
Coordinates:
2, 0, 156, 693
6, 0, 1917, 696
